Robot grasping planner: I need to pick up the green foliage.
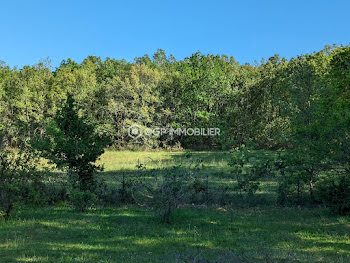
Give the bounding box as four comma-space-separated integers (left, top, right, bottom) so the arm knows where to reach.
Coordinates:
67, 172, 97, 212
0, 148, 40, 219
323, 47, 350, 170
0, 45, 347, 152
1, 45, 350, 217
229, 144, 273, 195
117, 173, 135, 204
1, 150, 350, 261
316, 172, 350, 215
273, 152, 308, 205
131, 165, 184, 223
34, 95, 109, 190
131, 158, 209, 223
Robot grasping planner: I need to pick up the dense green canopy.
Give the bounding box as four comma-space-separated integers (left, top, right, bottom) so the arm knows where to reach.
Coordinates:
0, 45, 348, 153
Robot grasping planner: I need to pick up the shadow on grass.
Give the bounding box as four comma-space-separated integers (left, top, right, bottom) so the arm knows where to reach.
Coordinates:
15, 152, 348, 262
98, 151, 277, 207
0, 206, 349, 263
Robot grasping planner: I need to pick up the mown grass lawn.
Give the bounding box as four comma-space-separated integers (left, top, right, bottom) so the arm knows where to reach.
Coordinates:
0, 151, 349, 262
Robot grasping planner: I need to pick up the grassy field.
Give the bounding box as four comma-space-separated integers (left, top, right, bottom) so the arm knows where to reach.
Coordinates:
0, 151, 349, 263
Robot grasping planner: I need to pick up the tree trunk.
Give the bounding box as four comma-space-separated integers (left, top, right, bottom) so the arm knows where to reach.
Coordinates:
309, 180, 315, 203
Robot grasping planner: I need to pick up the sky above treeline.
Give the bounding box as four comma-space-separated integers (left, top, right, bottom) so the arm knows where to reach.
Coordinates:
1, 0, 349, 68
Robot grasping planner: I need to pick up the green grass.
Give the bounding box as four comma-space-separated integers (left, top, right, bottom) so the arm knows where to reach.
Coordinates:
96, 151, 233, 190
0, 151, 349, 262
97, 151, 277, 204
1, 206, 349, 262
98, 150, 231, 175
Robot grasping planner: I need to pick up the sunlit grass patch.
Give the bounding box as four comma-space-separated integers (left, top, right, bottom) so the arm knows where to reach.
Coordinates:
0, 206, 349, 262
1, 151, 350, 262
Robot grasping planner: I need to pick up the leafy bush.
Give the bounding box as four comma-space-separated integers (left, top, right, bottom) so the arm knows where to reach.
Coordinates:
68, 188, 97, 212
274, 153, 305, 205
0, 149, 40, 219
132, 165, 188, 223
92, 176, 126, 206
229, 144, 273, 196
67, 172, 97, 212
273, 151, 325, 206
117, 173, 135, 204
316, 172, 350, 215
42, 181, 68, 205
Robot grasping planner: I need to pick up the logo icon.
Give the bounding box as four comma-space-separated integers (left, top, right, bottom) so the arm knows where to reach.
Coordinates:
128, 124, 143, 139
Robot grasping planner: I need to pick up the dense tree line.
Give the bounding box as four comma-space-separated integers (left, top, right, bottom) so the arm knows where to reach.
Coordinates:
0, 44, 350, 217
0, 45, 348, 152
